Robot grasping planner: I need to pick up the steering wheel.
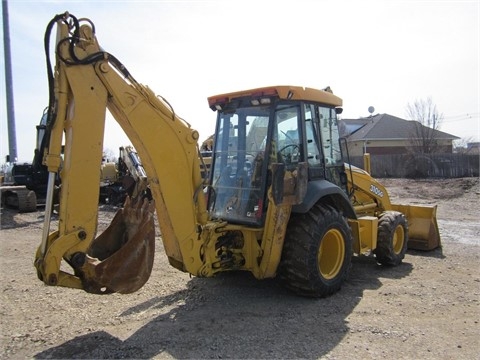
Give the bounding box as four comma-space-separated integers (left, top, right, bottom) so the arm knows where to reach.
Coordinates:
278, 144, 300, 164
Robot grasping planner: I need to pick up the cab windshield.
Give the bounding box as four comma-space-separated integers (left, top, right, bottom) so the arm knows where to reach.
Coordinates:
209, 106, 270, 226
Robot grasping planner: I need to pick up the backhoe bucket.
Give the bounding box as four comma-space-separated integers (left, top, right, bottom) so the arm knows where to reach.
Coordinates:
391, 204, 441, 251
74, 197, 156, 294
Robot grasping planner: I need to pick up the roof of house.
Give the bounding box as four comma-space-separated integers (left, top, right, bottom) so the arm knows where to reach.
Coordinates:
339, 113, 460, 141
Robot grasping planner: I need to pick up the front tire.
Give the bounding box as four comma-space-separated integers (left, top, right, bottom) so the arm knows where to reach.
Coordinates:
374, 211, 408, 266
279, 203, 353, 298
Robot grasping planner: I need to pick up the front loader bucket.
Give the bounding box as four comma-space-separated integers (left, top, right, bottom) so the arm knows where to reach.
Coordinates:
74, 197, 156, 294
391, 204, 441, 251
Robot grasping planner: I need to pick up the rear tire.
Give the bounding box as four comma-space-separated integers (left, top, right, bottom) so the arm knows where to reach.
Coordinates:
374, 211, 408, 266
279, 203, 353, 298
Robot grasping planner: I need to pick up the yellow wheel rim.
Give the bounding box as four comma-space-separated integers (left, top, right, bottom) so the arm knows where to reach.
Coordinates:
393, 224, 405, 255
317, 229, 345, 280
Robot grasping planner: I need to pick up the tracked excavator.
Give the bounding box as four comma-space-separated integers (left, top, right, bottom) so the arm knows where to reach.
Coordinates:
1, 165, 38, 212
1, 108, 58, 212
34, 13, 440, 297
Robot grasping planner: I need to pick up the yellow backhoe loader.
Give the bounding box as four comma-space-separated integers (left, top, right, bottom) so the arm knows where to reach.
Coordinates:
34, 12, 440, 298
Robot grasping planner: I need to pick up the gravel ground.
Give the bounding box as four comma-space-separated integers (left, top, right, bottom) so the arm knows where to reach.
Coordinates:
0, 177, 479, 359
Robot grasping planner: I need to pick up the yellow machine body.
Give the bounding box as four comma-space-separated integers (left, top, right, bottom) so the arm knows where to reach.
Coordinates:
34, 13, 440, 298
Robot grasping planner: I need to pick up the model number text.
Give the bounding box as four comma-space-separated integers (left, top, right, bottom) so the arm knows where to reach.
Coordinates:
370, 184, 384, 198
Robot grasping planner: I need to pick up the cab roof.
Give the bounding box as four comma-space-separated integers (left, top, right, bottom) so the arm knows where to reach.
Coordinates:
208, 85, 343, 110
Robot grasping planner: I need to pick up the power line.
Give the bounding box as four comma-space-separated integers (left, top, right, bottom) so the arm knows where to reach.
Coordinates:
442, 112, 480, 123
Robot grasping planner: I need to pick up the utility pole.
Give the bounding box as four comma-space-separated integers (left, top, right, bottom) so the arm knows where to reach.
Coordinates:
2, 0, 17, 162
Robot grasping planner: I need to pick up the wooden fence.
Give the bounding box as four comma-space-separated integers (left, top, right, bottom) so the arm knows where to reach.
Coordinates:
348, 153, 479, 178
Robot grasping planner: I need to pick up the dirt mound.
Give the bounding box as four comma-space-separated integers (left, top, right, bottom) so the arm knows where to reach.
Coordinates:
380, 177, 479, 200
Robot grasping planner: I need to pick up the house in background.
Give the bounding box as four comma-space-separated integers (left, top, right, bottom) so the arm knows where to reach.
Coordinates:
465, 142, 480, 155
339, 113, 460, 157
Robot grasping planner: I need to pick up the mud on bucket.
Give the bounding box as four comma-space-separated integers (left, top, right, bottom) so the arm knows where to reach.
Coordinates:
72, 197, 156, 294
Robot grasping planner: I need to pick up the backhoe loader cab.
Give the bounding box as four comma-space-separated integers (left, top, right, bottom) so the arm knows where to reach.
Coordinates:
207, 86, 350, 226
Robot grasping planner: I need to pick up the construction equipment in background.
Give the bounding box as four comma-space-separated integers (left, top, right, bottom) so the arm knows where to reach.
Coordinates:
34, 13, 440, 298
199, 134, 214, 179
0, 106, 147, 210
1, 108, 57, 212
99, 145, 151, 205
0, 170, 37, 212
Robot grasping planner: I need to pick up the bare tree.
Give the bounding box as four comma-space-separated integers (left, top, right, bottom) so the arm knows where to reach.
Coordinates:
405, 97, 443, 154
102, 148, 117, 162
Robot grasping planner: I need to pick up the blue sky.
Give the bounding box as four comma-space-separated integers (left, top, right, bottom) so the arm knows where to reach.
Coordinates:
1, 0, 479, 162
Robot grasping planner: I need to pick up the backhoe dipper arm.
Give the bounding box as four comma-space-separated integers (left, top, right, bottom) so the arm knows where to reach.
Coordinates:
35, 13, 208, 294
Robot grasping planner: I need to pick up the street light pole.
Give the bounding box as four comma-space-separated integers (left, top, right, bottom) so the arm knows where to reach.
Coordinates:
2, 0, 17, 162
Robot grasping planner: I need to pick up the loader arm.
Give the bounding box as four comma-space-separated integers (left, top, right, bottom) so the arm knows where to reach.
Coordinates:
35, 13, 208, 293
346, 165, 393, 216
346, 163, 440, 250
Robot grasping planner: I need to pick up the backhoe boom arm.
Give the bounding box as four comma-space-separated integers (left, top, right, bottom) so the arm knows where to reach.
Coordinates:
35, 13, 208, 293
